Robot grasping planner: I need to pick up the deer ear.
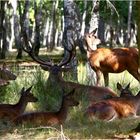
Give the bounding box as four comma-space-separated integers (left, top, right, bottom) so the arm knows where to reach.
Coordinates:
137, 91, 140, 95
26, 86, 33, 92
90, 28, 97, 35
21, 87, 25, 94
117, 82, 122, 90
126, 83, 130, 89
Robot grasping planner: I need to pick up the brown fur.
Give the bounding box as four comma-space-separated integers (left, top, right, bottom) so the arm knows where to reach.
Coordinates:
22, 31, 117, 103
0, 63, 16, 86
60, 80, 117, 102
13, 89, 79, 126
84, 29, 139, 86
0, 87, 38, 121
85, 93, 140, 122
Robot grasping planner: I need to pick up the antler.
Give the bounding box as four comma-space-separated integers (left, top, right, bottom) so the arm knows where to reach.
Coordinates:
58, 39, 76, 67
22, 30, 53, 67
22, 29, 75, 68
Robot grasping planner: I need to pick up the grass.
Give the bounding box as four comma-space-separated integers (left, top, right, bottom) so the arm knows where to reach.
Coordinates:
0, 49, 140, 139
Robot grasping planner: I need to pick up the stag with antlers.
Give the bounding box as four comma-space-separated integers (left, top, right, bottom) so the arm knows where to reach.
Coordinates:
21, 30, 117, 103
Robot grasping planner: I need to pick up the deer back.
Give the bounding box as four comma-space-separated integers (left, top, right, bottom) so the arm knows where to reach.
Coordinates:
13, 89, 79, 126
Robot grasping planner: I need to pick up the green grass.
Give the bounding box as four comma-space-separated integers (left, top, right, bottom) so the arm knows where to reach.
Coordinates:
0, 52, 140, 139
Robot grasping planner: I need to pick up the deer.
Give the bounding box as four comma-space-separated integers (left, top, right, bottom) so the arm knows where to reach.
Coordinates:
13, 88, 79, 126
84, 28, 139, 86
85, 84, 140, 122
21, 30, 118, 103
0, 86, 38, 121
116, 82, 133, 97
0, 63, 17, 86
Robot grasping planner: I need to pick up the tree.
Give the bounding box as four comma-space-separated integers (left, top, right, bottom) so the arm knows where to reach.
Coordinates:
125, 0, 133, 47
0, 1, 7, 59
136, 2, 140, 71
63, 0, 82, 81
34, 0, 42, 56
86, 0, 100, 85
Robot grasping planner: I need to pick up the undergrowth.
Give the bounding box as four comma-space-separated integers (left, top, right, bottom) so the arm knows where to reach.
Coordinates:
0, 62, 139, 139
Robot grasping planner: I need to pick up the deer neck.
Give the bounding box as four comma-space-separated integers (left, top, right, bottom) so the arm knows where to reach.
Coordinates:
56, 100, 69, 123
14, 96, 28, 115
86, 45, 97, 59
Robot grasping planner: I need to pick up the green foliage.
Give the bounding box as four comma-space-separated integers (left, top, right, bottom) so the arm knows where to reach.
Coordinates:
0, 61, 139, 139
32, 68, 63, 111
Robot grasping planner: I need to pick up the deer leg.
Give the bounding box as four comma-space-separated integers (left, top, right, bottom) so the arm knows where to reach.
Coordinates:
103, 72, 109, 87
97, 105, 118, 122
96, 70, 102, 86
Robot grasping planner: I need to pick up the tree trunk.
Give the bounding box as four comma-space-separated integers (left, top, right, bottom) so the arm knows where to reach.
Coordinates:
48, 0, 58, 51
125, 0, 133, 47
63, 0, 82, 81
34, 0, 42, 56
17, 1, 30, 59
11, 0, 23, 59
109, 7, 114, 48
0, 1, 7, 59
86, 0, 100, 85
136, 2, 140, 72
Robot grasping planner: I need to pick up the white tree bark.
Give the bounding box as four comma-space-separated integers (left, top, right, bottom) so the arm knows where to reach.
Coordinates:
125, 0, 133, 47
86, 0, 100, 85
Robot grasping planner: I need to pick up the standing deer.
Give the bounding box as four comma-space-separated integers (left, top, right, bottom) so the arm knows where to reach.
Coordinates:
0, 86, 38, 121
84, 28, 139, 86
0, 63, 17, 86
85, 85, 140, 122
13, 89, 79, 126
21, 30, 117, 103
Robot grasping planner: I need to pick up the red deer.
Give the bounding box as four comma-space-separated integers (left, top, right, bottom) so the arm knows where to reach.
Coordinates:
0, 86, 38, 121
84, 28, 139, 86
0, 63, 17, 86
116, 82, 133, 97
21, 30, 117, 103
13, 89, 79, 126
85, 84, 139, 122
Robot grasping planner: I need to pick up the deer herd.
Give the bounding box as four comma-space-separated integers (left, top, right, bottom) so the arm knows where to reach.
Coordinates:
0, 28, 140, 128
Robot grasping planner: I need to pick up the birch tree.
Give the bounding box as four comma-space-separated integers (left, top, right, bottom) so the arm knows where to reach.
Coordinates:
125, 0, 133, 47
63, 0, 82, 81
136, 2, 140, 72
86, 0, 100, 85
0, 1, 7, 59
10, 0, 23, 59
34, 0, 42, 56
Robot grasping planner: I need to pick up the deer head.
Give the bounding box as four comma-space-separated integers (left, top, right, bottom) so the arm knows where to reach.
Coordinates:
117, 82, 133, 97
20, 86, 38, 102
0, 63, 17, 81
21, 30, 74, 82
84, 28, 101, 51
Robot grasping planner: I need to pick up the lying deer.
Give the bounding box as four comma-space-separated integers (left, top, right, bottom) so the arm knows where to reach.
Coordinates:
116, 82, 133, 97
0, 86, 38, 121
85, 84, 140, 122
0, 63, 17, 86
13, 89, 79, 126
84, 28, 139, 86
21, 30, 117, 103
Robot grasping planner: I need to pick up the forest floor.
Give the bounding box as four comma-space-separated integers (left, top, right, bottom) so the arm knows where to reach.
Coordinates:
0, 48, 140, 139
